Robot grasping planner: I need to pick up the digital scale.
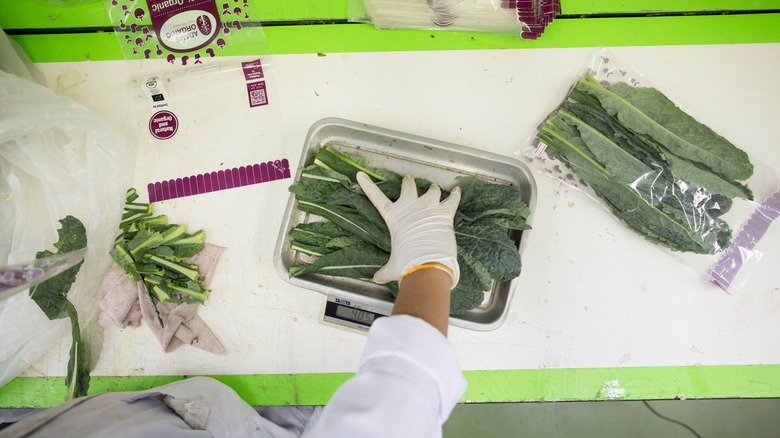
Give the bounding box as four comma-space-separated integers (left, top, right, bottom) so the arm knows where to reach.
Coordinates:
321, 295, 389, 333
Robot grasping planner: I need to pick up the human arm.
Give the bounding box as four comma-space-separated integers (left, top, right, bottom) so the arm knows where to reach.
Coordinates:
303, 314, 465, 438
304, 172, 466, 438
362, 170, 461, 336
392, 264, 452, 336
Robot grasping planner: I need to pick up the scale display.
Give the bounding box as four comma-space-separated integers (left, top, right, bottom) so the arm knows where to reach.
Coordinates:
323, 296, 388, 332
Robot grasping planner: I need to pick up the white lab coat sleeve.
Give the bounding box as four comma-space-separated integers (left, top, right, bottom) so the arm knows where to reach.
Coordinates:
304, 314, 467, 438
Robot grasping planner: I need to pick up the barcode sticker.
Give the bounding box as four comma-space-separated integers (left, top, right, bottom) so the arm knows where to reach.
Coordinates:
247, 81, 268, 108
534, 141, 548, 157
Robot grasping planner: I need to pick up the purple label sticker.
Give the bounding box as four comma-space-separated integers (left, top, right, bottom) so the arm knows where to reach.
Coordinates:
147, 158, 292, 202
0, 267, 44, 292
247, 81, 268, 108
710, 190, 780, 291
241, 59, 264, 81
108, 0, 258, 63
148, 0, 221, 53
149, 110, 179, 140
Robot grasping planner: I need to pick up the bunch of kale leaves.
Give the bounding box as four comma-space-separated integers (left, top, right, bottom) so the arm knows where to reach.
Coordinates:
288, 145, 531, 314
536, 73, 754, 254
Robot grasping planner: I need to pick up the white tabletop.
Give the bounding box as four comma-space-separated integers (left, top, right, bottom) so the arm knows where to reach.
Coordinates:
24, 43, 780, 379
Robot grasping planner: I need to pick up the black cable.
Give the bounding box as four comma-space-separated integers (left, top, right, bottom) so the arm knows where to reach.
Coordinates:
643, 400, 703, 438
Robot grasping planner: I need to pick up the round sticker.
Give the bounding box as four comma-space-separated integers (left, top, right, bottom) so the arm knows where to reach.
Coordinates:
149, 110, 178, 140
149, 0, 221, 53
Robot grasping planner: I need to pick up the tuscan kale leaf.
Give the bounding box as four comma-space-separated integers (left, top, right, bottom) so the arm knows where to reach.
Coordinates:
29, 215, 89, 401
288, 146, 531, 315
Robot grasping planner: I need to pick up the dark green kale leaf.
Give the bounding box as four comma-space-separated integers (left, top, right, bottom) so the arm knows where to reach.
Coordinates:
290, 221, 355, 257
29, 215, 89, 400
296, 200, 391, 253
578, 74, 753, 182
538, 110, 731, 254
563, 88, 665, 166
288, 146, 531, 315
63, 304, 89, 401
660, 149, 753, 200
449, 248, 492, 314
563, 87, 752, 201
292, 222, 352, 245
290, 164, 391, 252
455, 217, 523, 282
314, 145, 402, 183
291, 165, 387, 228
455, 175, 531, 230
289, 242, 389, 279
29, 218, 86, 320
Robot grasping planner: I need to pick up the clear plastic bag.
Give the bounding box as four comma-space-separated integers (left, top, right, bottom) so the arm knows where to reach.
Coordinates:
97, 1, 294, 361
104, 0, 289, 205
710, 190, 780, 293
349, 0, 560, 39
518, 48, 780, 293
0, 28, 125, 387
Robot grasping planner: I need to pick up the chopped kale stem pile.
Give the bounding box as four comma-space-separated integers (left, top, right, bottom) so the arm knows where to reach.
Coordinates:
288, 145, 532, 315
110, 188, 209, 324
536, 73, 754, 255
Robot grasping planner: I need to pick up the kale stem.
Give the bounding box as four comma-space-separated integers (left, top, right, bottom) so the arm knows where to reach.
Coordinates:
325, 145, 386, 181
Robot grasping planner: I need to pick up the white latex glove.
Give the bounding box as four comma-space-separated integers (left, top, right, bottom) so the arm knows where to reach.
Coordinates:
356, 171, 461, 289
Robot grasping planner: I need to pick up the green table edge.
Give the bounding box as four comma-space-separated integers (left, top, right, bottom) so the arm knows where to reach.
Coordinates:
9, 13, 780, 63
1, 364, 779, 408
2, 0, 780, 30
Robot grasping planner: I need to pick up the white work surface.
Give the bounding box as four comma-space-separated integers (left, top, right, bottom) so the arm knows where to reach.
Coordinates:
23, 44, 780, 379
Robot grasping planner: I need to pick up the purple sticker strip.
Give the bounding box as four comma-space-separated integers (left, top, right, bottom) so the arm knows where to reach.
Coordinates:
147, 158, 291, 203
710, 190, 780, 292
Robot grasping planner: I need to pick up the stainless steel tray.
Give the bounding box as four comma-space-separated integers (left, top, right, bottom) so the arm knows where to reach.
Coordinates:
274, 118, 536, 331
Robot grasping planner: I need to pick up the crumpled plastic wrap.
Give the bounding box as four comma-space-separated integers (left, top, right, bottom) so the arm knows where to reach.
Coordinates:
351, 0, 560, 39
0, 27, 124, 388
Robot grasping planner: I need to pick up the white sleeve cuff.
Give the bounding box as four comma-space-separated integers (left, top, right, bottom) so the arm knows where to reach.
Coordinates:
359, 314, 467, 421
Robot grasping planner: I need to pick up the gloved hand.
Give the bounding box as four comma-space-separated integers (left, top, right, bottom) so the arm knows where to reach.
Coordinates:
356, 171, 461, 289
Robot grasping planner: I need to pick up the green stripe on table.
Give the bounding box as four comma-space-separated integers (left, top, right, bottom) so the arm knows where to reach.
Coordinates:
0, 374, 352, 408
10, 14, 780, 63
562, 0, 780, 15
0, 1, 349, 29
2, 0, 779, 30
462, 365, 780, 402
1, 365, 778, 408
